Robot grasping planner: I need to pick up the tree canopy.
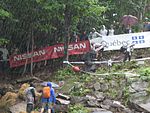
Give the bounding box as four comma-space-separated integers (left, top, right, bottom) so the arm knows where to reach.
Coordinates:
0, 0, 149, 52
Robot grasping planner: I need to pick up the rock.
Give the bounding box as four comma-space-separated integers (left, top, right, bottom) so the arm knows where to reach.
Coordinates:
116, 90, 123, 100
123, 108, 132, 113
54, 104, 68, 113
129, 91, 150, 112
56, 98, 70, 105
103, 99, 113, 106
129, 101, 150, 112
87, 107, 112, 113
129, 86, 136, 93
131, 81, 148, 92
87, 99, 99, 107
94, 91, 105, 101
86, 94, 101, 107
111, 101, 132, 113
93, 82, 101, 91
100, 104, 110, 110
130, 91, 147, 103
9, 101, 26, 113
57, 93, 70, 100
100, 83, 109, 92
86, 95, 96, 100
0, 109, 10, 113
70, 96, 88, 104
138, 103, 150, 112
93, 111, 112, 113
111, 101, 125, 109
110, 80, 118, 88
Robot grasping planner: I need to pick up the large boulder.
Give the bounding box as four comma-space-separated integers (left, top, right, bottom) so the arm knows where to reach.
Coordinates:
93, 82, 101, 91
129, 91, 150, 112
0, 92, 18, 110
93, 91, 105, 101
138, 103, 150, 112
70, 96, 88, 105
87, 99, 99, 107
131, 81, 148, 92
100, 83, 109, 92
9, 101, 26, 113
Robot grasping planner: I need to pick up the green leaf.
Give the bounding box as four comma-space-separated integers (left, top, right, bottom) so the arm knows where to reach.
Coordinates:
0, 8, 11, 18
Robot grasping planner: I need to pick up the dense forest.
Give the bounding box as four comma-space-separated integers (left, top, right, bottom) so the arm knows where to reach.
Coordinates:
0, 0, 150, 74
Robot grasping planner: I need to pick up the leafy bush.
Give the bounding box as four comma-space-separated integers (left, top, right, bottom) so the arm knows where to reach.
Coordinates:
124, 61, 139, 69
112, 63, 123, 71
70, 86, 91, 96
122, 86, 130, 106
106, 89, 118, 99
68, 104, 90, 113
0, 38, 10, 45
112, 61, 138, 72
55, 66, 77, 80
138, 67, 150, 81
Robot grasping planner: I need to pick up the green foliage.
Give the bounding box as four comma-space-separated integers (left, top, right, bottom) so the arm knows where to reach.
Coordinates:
106, 88, 118, 99
0, 0, 149, 77
0, 0, 148, 53
112, 63, 123, 71
139, 67, 150, 76
111, 61, 139, 72
68, 104, 90, 113
0, 8, 11, 18
70, 85, 91, 96
124, 61, 139, 69
78, 73, 94, 83
122, 86, 130, 106
96, 66, 109, 73
55, 66, 77, 80
0, 38, 10, 45
55, 66, 93, 96
138, 67, 150, 81
145, 87, 150, 95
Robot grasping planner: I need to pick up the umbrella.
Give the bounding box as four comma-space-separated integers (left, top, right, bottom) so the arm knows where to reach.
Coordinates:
121, 15, 138, 26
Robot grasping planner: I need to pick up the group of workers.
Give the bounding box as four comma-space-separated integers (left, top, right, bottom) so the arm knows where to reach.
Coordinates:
25, 82, 56, 113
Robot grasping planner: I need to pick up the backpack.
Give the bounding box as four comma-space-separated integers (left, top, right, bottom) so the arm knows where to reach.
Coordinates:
26, 87, 36, 104
30, 88, 35, 98
27, 95, 34, 104
42, 86, 50, 98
